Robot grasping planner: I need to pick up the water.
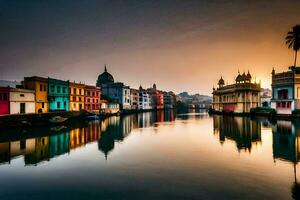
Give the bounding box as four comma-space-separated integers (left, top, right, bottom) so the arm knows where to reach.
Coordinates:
0, 110, 299, 200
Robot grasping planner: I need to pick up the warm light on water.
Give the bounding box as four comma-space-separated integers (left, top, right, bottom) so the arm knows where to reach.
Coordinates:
0, 110, 299, 199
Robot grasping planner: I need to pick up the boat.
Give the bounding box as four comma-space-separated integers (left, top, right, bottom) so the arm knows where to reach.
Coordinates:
49, 116, 68, 124
85, 114, 100, 120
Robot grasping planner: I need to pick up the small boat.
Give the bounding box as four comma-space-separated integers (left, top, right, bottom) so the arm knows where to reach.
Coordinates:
85, 115, 100, 120
49, 116, 68, 124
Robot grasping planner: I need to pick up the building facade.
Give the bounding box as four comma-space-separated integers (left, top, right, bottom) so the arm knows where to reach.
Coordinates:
23, 76, 49, 113
97, 66, 130, 110
138, 86, 152, 110
147, 84, 164, 109
85, 85, 101, 112
212, 71, 261, 113
69, 82, 85, 111
271, 66, 300, 115
130, 88, 139, 110
9, 88, 35, 114
48, 78, 69, 111
261, 88, 272, 107
0, 87, 10, 115
163, 92, 174, 109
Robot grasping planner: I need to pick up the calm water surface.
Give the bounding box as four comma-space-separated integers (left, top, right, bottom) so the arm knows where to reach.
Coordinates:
0, 110, 299, 200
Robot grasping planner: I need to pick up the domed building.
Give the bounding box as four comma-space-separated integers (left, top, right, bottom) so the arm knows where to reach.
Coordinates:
212, 71, 261, 114
96, 65, 114, 87
97, 65, 131, 110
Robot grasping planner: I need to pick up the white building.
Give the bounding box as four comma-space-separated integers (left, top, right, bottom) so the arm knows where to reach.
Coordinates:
138, 86, 152, 110
261, 88, 272, 107
9, 88, 35, 114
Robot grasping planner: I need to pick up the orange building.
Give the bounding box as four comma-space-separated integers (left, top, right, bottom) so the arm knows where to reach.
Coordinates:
22, 76, 49, 113
69, 82, 85, 111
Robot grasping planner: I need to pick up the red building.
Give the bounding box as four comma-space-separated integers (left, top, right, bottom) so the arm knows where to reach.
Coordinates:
0, 87, 10, 115
147, 84, 164, 109
85, 85, 101, 111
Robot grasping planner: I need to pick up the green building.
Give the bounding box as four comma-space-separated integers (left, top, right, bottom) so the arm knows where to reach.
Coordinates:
48, 78, 69, 111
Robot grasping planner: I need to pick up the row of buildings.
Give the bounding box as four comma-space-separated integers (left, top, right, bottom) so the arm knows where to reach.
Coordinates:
0, 66, 176, 115
96, 66, 176, 111
212, 66, 300, 115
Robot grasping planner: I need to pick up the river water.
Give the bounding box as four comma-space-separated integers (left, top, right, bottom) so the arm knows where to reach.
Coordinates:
0, 110, 299, 200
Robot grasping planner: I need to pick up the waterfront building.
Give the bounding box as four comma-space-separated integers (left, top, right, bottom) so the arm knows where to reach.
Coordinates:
138, 86, 152, 110
84, 85, 101, 112
212, 71, 261, 113
100, 100, 120, 114
130, 88, 139, 110
9, 88, 35, 114
97, 66, 131, 110
22, 76, 49, 113
261, 88, 272, 107
48, 78, 69, 111
147, 84, 164, 109
0, 87, 10, 115
69, 81, 85, 111
163, 91, 175, 109
270, 66, 300, 115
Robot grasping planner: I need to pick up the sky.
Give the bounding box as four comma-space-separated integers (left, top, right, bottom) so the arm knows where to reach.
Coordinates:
0, 0, 300, 95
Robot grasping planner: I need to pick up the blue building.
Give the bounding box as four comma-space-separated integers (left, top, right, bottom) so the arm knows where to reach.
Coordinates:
48, 78, 69, 111
271, 66, 300, 115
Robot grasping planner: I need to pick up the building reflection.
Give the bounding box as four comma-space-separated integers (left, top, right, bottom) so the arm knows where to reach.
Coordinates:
213, 115, 261, 152
0, 111, 176, 165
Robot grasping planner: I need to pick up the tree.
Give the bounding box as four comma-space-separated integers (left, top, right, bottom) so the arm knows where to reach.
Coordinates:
286, 25, 300, 67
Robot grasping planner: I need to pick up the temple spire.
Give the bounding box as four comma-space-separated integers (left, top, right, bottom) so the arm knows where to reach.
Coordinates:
104, 64, 107, 72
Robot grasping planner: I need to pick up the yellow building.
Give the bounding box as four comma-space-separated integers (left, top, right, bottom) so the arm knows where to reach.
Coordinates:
22, 76, 49, 113
69, 82, 85, 111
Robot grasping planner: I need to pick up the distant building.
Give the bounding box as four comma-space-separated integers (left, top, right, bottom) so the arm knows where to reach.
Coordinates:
260, 88, 272, 107
69, 81, 85, 111
138, 86, 152, 110
22, 76, 49, 113
271, 66, 300, 115
100, 100, 120, 114
48, 78, 69, 111
212, 71, 261, 113
163, 92, 173, 109
84, 85, 101, 112
97, 66, 130, 110
9, 88, 35, 114
130, 88, 139, 110
0, 87, 10, 115
147, 84, 164, 109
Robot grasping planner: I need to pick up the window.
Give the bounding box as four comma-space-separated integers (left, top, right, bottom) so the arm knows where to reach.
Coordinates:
57, 102, 61, 109
79, 89, 82, 95
42, 102, 44, 108
63, 87, 66, 93
20, 140, 26, 150
20, 94, 25, 97
73, 88, 76, 94
79, 97, 81, 101
57, 86, 61, 93
64, 101, 66, 108
40, 84, 43, 91
51, 85, 54, 93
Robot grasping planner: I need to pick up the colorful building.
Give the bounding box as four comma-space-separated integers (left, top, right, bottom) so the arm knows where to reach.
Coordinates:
48, 78, 69, 111
9, 88, 35, 114
85, 85, 101, 112
147, 84, 164, 109
69, 81, 85, 111
212, 71, 261, 113
22, 76, 49, 113
0, 87, 10, 115
130, 88, 139, 110
138, 86, 152, 110
271, 66, 300, 115
97, 66, 131, 110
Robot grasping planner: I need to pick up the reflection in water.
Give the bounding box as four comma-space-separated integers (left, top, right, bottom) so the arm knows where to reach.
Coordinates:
272, 120, 300, 199
0, 110, 176, 165
213, 115, 261, 152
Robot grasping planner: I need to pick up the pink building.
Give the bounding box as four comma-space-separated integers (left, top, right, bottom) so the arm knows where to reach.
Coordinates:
0, 87, 10, 115
85, 85, 101, 111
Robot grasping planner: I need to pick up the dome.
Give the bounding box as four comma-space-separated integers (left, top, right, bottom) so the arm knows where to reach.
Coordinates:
96, 65, 114, 87
218, 76, 225, 85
